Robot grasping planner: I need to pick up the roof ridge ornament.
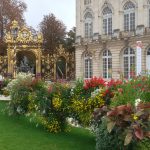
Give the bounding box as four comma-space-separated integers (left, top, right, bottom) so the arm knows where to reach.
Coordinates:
11, 20, 19, 29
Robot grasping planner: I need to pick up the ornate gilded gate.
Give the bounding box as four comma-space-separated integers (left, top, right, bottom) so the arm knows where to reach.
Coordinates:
5, 20, 43, 78
41, 45, 75, 81
2, 20, 75, 80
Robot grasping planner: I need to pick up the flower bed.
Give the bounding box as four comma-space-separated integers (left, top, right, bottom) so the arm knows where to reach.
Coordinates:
5, 74, 150, 149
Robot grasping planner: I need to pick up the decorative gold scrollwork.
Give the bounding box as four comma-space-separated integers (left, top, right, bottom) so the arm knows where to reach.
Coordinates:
5, 20, 43, 44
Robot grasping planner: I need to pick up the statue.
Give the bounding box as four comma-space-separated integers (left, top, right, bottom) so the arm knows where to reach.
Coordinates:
16, 56, 35, 74
19, 56, 30, 72
22, 56, 29, 66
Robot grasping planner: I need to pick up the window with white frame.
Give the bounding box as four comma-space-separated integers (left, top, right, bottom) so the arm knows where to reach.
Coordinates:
84, 0, 91, 5
103, 50, 112, 78
84, 12, 93, 38
146, 48, 150, 72
124, 1, 135, 31
84, 53, 93, 78
123, 47, 135, 79
149, 9, 150, 27
102, 7, 112, 35
148, 0, 150, 27
147, 48, 150, 55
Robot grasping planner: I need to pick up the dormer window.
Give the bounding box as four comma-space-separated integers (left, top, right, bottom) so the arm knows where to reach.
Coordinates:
102, 6, 112, 35
124, 1, 136, 31
84, 12, 93, 38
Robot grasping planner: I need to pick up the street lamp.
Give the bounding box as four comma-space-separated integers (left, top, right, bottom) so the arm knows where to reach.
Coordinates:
10, 20, 19, 40
11, 27, 18, 40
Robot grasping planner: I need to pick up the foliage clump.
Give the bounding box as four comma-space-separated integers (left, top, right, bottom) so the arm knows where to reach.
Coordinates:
5, 74, 150, 150
7, 73, 32, 115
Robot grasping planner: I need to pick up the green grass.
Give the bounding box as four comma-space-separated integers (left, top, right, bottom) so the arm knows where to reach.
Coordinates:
0, 102, 95, 150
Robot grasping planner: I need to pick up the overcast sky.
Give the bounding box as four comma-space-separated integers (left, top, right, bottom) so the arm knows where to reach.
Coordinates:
24, 0, 75, 31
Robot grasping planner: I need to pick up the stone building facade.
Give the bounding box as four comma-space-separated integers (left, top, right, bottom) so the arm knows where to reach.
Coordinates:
75, 0, 150, 79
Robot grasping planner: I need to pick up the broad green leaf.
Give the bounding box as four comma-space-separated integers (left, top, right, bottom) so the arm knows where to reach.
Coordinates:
135, 110, 144, 117
107, 121, 116, 133
135, 128, 144, 140
124, 132, 133, 146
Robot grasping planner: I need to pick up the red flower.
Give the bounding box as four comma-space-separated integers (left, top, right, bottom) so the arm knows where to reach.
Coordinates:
118, 88, 123, 93
141, 88, 145, 91
84, 85, 88, 90
48, 86, 53, 93
84, 77, 106, 90
137, 83, 142, 87
31, 78, 39, 86
107, 79, 122, 88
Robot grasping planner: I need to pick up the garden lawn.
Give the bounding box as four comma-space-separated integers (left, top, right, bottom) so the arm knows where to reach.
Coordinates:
0, 102, 95, 150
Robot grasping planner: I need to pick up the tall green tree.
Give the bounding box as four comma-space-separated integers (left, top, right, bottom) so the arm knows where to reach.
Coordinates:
39, 13, 66, 53
64, 27, 76, 52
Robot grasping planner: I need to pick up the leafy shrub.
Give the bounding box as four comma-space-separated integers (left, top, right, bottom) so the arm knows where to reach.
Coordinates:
133, 138, 150, 150
111, 76, 150, 107
6, 73, 32, 115
0, 79, 10, 95
71, 89, 105, 127
95, 119, 133, 150
93, 102, 150, 148
111, 82, 140, 106
28, 81, 71, 133
70, 79, 86, 99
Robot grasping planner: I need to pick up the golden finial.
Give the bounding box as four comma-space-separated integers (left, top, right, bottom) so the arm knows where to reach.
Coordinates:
11, 20, 19, 29
37, 32, 43, 43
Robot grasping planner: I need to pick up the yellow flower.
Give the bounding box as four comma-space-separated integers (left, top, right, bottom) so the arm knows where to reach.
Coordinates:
133, 114, 138, 120
52, 97, 62, 110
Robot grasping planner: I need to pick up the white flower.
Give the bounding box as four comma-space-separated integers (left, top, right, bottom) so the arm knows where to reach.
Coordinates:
91, 88, 102, 98
17, 106, 22, 113
135, 98, 141, 107
70, 88, 74, 95
6, 72, 33, 92
42, 109, 46, 114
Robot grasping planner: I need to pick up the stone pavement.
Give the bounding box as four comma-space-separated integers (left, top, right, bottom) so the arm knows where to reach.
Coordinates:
0, 95, 11, 101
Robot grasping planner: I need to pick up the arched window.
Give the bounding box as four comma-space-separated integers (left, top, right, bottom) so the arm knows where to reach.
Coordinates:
146, 48, 150, 72
102, 50, 112, 78
147, 48, 150, 55
123, 47, 135, 78
56, 56, 66, 79
148, 0, 150, 27
102, 7, 112, 35
84, 0, 91, 5
84, 53, 93, 78
84, 12, 93, 38
124, 1, 135, 31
